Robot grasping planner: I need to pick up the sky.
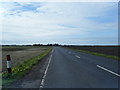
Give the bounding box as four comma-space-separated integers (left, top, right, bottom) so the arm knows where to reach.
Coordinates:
0, 1, 118, 45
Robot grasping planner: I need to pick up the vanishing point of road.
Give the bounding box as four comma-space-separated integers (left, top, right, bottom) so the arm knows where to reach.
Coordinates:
40, 47, 120, 88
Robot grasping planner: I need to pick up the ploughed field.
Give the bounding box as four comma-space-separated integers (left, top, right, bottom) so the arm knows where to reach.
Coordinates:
2, 46, 49, 72
64, 46, 119, 57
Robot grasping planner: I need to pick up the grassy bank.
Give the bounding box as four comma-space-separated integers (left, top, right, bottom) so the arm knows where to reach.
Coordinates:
66, 48, 120, 61
0, 73, 1, 87
2, 47, 52, 86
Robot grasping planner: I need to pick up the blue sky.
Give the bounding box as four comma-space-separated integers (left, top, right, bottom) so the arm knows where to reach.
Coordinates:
0, 2, 118, 45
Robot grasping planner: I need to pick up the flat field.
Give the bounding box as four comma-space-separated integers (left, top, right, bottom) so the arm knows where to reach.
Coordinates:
64, 46, 119, 57
2, 46, 49, 72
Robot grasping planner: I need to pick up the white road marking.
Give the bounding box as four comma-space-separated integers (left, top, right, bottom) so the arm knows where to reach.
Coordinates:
39, 49, 54, 88
75, 55, 80, 58
97, 65, 120, 77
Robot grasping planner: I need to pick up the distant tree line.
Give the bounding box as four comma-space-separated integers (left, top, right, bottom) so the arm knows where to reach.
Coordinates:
2, 43, 61, 46
33, 43, 60, 46
2, 44, 120, 47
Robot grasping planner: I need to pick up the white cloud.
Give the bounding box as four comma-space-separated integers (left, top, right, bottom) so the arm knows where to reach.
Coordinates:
1, 2, 118, 45
0, 0, 119, 2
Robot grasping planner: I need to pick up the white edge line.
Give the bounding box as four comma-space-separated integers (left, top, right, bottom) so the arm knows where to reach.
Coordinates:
75, 55, 80, 58
39, 49, 54, 88
97, 65, 120, 77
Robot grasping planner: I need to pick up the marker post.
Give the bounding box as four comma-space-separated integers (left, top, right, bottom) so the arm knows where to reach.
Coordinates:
6, 55, 12, 74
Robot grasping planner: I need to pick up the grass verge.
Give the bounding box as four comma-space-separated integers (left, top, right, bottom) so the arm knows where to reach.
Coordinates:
0, 73, 2, 87
66, 48, 120, 61
2, 48, 52, 86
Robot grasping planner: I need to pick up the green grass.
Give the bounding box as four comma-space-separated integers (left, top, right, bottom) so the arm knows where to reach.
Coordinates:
0, 73, 2, 86
2, 47, 52, 86
66, 48, 120, 61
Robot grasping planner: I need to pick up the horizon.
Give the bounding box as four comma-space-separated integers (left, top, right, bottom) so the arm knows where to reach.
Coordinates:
1, 44, 120, 46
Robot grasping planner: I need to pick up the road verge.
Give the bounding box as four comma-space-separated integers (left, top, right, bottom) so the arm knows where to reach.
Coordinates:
2, 47, 52, 86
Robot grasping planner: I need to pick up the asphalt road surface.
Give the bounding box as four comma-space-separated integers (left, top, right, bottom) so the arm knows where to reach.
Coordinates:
41, 47, 120, 88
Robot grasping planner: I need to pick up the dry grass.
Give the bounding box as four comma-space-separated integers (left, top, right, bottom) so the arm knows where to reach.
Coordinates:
2, 46, 48, 72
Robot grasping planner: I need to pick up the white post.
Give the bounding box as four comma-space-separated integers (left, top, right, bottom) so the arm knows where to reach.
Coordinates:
6, 55, 12, 74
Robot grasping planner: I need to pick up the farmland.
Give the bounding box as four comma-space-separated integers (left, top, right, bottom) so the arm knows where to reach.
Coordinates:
2, 46, 50, 72
63, 45, 119, 57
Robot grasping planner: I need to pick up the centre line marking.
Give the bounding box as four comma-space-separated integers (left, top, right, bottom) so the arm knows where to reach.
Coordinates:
39, 49, 54, 88
75, 55, 80, 58
97, 65, 120, 77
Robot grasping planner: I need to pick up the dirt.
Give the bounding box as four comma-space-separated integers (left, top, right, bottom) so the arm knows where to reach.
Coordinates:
3, 50, 51, 89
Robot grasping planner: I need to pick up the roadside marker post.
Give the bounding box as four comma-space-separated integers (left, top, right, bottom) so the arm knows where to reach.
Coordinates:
6, 55, 12, 74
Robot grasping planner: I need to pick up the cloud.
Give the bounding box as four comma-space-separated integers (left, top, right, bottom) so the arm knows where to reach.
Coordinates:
1, 2, 118, 45
0, 0, 119, 2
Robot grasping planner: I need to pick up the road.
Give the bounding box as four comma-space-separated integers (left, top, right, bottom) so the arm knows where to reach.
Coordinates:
41, 47, 120, 88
